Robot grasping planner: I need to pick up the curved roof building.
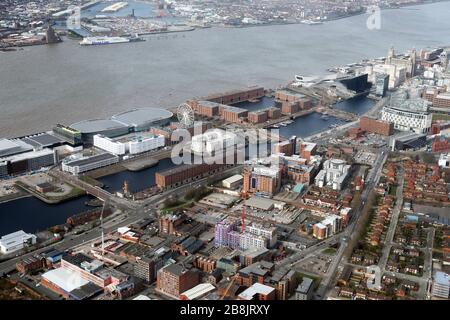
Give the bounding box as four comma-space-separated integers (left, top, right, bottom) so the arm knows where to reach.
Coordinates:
69, 108, 173, 143
70, 119, 130, 143
112, 108, 173, 131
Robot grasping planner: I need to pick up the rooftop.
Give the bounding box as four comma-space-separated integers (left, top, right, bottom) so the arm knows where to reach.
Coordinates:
0, 230, 36, 249
112, 108, 173, 127
238, 283, 275, 300
163, 263, 188, 277
296, 277, 314, 294
41, 268, 90, 293
245, 196, 283, 211
222, 174, 243, 185
434, 271, 449, 286
180, 283, 216, 300
239, 261, 274, 277
63, 153, 118, 167
0, 138, 33, 158
70, 119, 128, 134
21, 133, 64, 148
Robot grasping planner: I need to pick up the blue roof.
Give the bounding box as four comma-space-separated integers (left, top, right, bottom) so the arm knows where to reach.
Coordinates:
435, 271, 449, 286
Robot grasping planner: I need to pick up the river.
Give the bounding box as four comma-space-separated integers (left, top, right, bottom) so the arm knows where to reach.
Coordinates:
1, 2, 450, 138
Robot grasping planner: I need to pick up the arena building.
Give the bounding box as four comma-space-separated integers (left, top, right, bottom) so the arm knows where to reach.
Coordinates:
111, 108, 173, 131
70, 108, 173, 143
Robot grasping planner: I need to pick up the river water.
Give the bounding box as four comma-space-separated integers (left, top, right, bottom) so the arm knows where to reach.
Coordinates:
1, 2, 450, 138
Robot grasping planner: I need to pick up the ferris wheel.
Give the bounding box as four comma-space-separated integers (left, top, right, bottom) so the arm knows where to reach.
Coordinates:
177, 103, 195, 128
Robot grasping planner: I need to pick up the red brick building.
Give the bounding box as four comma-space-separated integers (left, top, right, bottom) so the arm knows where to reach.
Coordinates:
432, 138, 450, 152
187, 100, 220, 117
219, 105, 248, 123
242, 164, 281, 196
300, 142, 316, 160
159, 215, 184, 235
273, 138, 296, 156
248, 110, 269, 124
359, 116, 393, 136
202, 86, 264, 105
193, 255, 216, 272
155, 163, 231, 188
281, 101, 299, 114
156, 264, 199, 299
267, 107, 281, 119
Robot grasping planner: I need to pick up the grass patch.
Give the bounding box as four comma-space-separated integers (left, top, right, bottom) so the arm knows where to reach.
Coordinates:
322, 247, 337, 255
161, 200, 191, 214
432, 113, 450, 121
389, 185, 397, 196
79, 175, 103, 187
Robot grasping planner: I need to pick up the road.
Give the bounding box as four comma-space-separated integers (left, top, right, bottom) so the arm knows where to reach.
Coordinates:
316, 149, 388, 299
378, 168, 405, 272
0, 209, 151, 275
272, 148, 388, 299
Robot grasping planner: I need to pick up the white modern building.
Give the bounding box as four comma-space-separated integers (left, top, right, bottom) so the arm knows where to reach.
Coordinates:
313, 214, 343, 240
432, 271, 449, 299
315, 158, 351, 190
191, 129, 239, 156
222, 174, 243, 189
128, 135, 165, 155
93, 134, 165, 156
93, 134, 126, 155
367, 63, 406, 89
62, 153, 119, 175
381, 94, 432, 134
214, 217, 277, 251
0, 230, 37, 254
238, 283, 275, 300
438, 153, 450, 168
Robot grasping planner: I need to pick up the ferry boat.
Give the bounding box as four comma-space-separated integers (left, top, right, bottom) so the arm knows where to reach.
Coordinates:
79, 36, 144, 46
300, 20, 323, 25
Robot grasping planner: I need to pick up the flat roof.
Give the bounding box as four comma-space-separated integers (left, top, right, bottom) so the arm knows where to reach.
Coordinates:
246, 196, 275, 211
21, 133, 64, 148
70, 119, 128, 134
197, 100, 221, 108
203, 86, 264, 100
276, 89, 307, 98
0, 139, 33, 157
434, 271, 449, 286
221, 105, 248, 114
1, 148, 54, 163
239, 261, 274, 277
223, 174, 243, 184
180, 283, 215, 300
163, 263, 186, 276
42, 268, 90, 293
63, 153, 118, 167
238, 283, 275, 300
112, 108, 173, 127
0, 230, 35, 249
296, 277, 314, 294
133, 295, 152, 300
